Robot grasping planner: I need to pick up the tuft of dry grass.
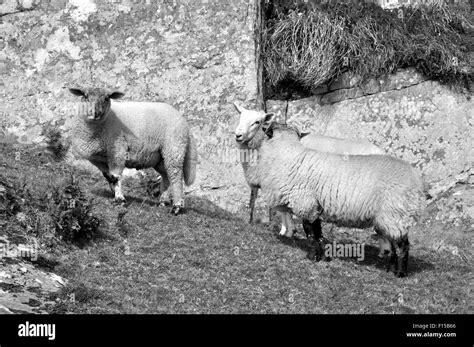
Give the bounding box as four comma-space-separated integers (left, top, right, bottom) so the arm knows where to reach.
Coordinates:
263, 11, 345, 88
262, 2, 472, 97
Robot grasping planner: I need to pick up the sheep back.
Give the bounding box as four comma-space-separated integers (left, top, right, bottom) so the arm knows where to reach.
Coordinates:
258, 136, 425, 235
300, 134, 384, 155
71, 101, 190, 170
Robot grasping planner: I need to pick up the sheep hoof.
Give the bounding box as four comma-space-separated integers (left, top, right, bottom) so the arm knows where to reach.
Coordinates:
248, 215, 254, 224
307, 250, 323, 262
279, 230, 294, 238
171, 204, 184, 215
395, 271, 407, 278
114, 197, 126, 205
322, 255, 331, 262
158, 196, 171, 206
383, 259, 395, 273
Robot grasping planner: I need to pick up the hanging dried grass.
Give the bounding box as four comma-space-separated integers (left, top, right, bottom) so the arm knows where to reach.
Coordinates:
263, 10, 345, 88
261, 2, 472, 96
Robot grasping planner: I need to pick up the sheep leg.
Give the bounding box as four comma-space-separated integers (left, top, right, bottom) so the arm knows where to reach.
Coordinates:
89, 159, 115, 195
394, 235, 409, 278
302, 218, 321, 239
249, 187, 258, 224
279, 212, 297, 237
278, 211, 288, 236
169, 176, 184, 215
107, 172, 125, 203
155, 162, 171, 206
102, 172, 115, 193
377, 237, 393, 259
303, 219, 327, 262
374, 227, 392, 259
312, 218, 330, 261
162, 153, 185, 215
374, 227, 396, 273
107, 159, 126, 203
385, 239, 398, 274
285, 213, 297, 237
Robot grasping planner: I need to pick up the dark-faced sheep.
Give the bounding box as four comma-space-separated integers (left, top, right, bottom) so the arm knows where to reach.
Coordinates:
255, 122, 426, 277
232, 103, 386, 246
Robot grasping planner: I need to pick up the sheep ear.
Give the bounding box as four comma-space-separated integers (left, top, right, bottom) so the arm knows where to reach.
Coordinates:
69, 88, 86, 97
262, 113, 275, 127
263, 123, 274, 138
299, 132, 310, 139
233, 102, 244, 114
262, 113, 275, 138
294, 127, 302, 138
109, 91, 125, 99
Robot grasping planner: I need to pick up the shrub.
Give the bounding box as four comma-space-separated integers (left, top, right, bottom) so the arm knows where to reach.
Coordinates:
0, 177, 31, 218
44, 126, 70, 161
45, 175, 100, 243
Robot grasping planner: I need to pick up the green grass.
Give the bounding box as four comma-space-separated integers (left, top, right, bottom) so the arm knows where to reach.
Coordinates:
0, 141, 471, 314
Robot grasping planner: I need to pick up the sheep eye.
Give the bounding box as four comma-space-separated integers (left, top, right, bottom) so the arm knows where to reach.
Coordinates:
253, 121, 260, 126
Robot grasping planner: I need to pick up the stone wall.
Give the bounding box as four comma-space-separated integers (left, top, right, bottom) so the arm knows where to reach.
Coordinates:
0, 0, 257, 213
1, 0, 472, 217
267, 69, 473, 187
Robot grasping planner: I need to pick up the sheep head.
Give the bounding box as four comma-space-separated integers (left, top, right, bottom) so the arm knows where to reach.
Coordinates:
69, 87, 124, 123
233, 102, 275, 144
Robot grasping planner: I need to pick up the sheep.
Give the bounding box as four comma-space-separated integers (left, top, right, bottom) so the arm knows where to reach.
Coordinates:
232, 103, 385, 244
282, 134, 384, 237
68, 87, 197, 215
233, 103, 269, 224
254, 121, 426, 277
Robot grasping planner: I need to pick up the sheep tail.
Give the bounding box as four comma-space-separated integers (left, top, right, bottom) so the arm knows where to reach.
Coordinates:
184, 132, 198, 186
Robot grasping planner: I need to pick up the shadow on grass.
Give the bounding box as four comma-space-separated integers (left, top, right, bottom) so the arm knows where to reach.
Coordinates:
276, 234, 314, 254
90, 187, 241, 221
90, 188, 161, 208
277, 235, 435, 275
350, 243, 435, 274
186, 196, 241, 221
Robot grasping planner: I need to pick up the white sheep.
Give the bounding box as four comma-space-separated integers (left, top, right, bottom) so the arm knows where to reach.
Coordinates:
254, 121, 426, 277
68, 87, 197, 215
282, 134, 384, 238
233, 103, 385, 243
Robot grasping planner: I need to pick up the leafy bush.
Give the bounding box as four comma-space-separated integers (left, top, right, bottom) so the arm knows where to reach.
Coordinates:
44, 126, 70, 161
0, 177, 31, 218
45, 175, 100, 243
1, 172, 101, 246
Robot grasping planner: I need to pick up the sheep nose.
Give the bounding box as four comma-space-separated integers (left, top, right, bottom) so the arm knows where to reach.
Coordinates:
235, 134, 243, 141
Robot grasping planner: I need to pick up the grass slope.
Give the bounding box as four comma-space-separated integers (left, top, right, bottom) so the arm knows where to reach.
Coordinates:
0, 142, 471, 314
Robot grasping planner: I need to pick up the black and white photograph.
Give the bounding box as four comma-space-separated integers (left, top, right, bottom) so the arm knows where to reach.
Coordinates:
0, 0, 472, 344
